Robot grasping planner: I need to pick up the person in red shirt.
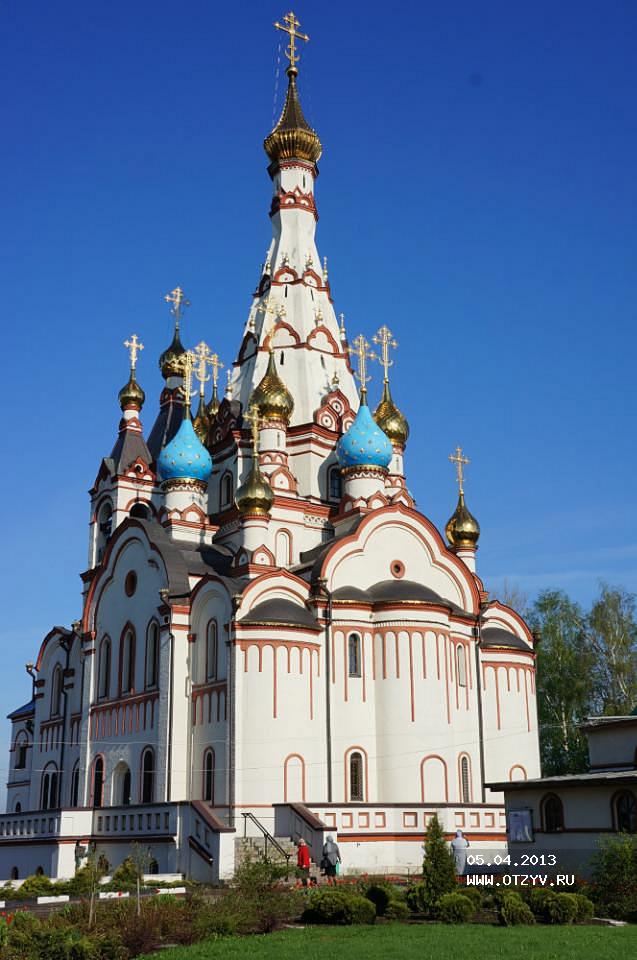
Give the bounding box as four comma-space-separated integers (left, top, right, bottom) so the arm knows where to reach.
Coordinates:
296, 838, 311, 887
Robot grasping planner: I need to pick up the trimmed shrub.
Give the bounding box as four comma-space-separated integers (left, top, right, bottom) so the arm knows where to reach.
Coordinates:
497, 891, 535, 926
360, 881, 395, 916
590, 834, 637, 921
573, 893, 594, 922
384, 899, 410, 920
109, 857, 140, 891
303, 889, 376, 925
528, 886, 557, 916
405, 882, 425, 914
436, 892, 475, 924
543, 892, 578, 925
457, 884, 483, 911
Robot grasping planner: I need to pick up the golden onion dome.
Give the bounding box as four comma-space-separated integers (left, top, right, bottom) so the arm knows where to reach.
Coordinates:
235, 460, 274, 517
206, 383, 220, 421
373, 381, 409, 447
118, 371, 145, 411
159, 325, 186, 379
264, 68, 322, 166
250, 350, 294, 424
445, 492, 481, 549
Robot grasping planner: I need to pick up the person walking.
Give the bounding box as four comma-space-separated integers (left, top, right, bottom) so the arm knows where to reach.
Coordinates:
296, 838, 311, 887
321, 834, 341, 885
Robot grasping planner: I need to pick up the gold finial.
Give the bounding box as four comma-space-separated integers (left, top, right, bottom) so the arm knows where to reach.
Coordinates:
258, 298, 286, 344
182, 351, 195, 417
314, 305, 324, 324
226, 368, 233, 399
194, 341, 213, 397
164, 286, 190, 330
372, 325, 398, 383
339, 313, 347, 339
332, 369, 340, 388
274, 10, 309, 74
348, 334, 377, 402
245, 404, 262, 456
305, 253, 314, 270
124, 334, 144, 371
323, 256, 328, 282
209, 352, 224, 390
449, 445, 470, 496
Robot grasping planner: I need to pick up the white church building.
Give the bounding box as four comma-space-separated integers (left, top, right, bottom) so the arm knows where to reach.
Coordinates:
1, 13, 540, 882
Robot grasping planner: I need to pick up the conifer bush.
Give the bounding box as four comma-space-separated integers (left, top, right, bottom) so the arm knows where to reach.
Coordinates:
436, 892, 475, 924
418, 814, 457, 915
497, 891, 536, 926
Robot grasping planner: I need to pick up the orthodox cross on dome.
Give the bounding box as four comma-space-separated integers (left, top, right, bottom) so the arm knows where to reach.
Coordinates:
339, 313, 347, 340
372, 325, 398, 383
164, 286, 190, 330
194, 341, 213, 397
181, 350, 196, 417
245, 404, 263, 456
449, 445, 470, 495
348, 334, 377, 402
258, 298, 286, 344
124, 334, 144, 371
274, 10, 309, 72
209, 352, 224, 390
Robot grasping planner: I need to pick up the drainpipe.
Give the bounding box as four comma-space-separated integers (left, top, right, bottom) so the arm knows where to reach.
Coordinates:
160, 588, 174, 802
318, 578, 333, 803
474, 609, 486, 803
58, 626, 77, 808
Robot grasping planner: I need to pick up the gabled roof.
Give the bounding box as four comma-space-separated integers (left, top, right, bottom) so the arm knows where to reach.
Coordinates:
109, 428, 151, 475
7, 699, 35, 721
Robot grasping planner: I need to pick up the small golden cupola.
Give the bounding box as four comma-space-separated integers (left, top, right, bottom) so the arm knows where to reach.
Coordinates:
250, 348, 294, 425
119, 334, 146, 410
445, 446, 480, 549
264, 12, 322, 167
372, 325, 409, 447
159, 286, 189, 379
235, 406, 275, 517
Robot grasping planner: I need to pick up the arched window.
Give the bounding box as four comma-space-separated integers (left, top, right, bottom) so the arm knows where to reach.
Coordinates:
460, 756, 471, 802
130, 502, 150, 520
120, 628, 136, 695
456, 646, 467, 688
92, 756, 104, 808
96, 501, 113, 563
51, 665, 63, 718
10, 867, 18, 880
35, 866, 44, 876
141, 748, 155, 804
614, 790, 637, 833
542, 793, 564, 833
221, 474, 233, 509
41, 764, 59, 811
348, 634, 361, 678
98, 637, 111, 700
206, 621, 218, 681
14, 802, 21, 813
349, 752, 364, 801
328, 466, 342, 501
275, 530, 291, 567
70, 763, 80, 808
148, 858, 159, 875
14, 735, 28, 771
145, 622, 160, 689
114, 762, 132, 806
203, 749, 215, 803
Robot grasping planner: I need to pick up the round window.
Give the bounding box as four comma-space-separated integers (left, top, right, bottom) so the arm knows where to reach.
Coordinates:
390, 560, 405, 579
124, 571, 137, 597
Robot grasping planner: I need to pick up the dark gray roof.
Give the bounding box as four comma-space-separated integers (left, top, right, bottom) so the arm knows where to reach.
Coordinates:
481, 627, 531, 651
109, 428, 151, 475
332, 580, 472, 617
488, 770, 637, 791
147, 392, 186, 461
7, 699, 35, 721
580, 715, 637, 731
240, 598, 320, 631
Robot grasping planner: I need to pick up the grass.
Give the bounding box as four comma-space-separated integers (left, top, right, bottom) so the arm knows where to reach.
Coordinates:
138, 922, 637, 960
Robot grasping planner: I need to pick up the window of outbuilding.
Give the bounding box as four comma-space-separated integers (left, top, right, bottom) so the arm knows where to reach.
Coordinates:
542, 793, 564, 833
614, 790, 637, 833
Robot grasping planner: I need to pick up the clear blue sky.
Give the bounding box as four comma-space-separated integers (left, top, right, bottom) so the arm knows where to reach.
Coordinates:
1, 0, 636, 792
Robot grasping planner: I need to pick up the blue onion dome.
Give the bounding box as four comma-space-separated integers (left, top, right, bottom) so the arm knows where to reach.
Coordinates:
157, 417, 212, 483
336, 400, 393, 472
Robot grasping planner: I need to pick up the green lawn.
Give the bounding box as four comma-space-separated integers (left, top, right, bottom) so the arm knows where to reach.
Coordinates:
138, 922, 637, 960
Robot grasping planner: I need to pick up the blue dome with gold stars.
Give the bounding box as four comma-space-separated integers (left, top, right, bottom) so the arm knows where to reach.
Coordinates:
157, 418, 212, 483
336, 401, 393, 471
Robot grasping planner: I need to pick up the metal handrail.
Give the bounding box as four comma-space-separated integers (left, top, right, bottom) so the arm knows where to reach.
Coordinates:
241, 812, 291, 864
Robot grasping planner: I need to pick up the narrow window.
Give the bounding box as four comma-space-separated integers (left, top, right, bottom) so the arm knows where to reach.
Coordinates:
284, 284, 288, 297
49, 772, 58, 809
141, 749, 155, 804
70, 764, 80, 808
460, 756, 471, 802
14, 802, 21, 813
456, 646, 467, 688
222, 474, 233, 509
41, 772, 50, 811
93, 757, 104, 808
122, 767, 132, 806
206, 621, 218, 681
130, 502, 149, 520
280, 351, 284, 365
348, 634, 361, 678
350, 752, 364, 801
120, 629, 135, 694
542, 793, 564, 832
10, 867, 19, 880
51, 665, 63, 718
145, 623, 159, 689
328, 467, 342, 501
15, 741, 27, 770
615, 791, 637, 833
98, 638, 111, 699
204, 750, 215, 803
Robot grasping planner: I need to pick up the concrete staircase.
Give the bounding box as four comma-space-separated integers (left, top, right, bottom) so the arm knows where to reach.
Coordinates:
234, 835, 320, 878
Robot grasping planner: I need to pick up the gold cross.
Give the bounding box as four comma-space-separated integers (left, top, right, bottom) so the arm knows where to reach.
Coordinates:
372, 325, 398, 382
449, 445, 470, 495
194, 341, 213, 396
274, 11, 309, 71
164, 286, 191, 328
123, 334, 144, 371
182, 351, 196, 412
314, 305, 324, 324
209, 352, 224, 389
348, 334, 377, 400
245, 404, 262, 455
